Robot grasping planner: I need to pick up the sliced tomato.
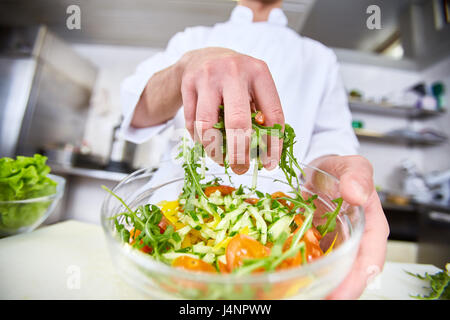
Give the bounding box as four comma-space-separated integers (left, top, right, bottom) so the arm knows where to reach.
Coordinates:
254, 111, 265, 125
226, 234, 270, 273
244, 197, 259, 205
277, 234, 303, 270
217, 261, 229, 274
256, 281, 292, 300
271, 192, 294, 210
129, 228, 153, 253
304, 229, 323, 262
277, 221, 323, 270
294, 214, 322, 240
158, 216, 172, 234
172, 256, 216, 273
140, 245, 153, 254
171, 257, 215, 293
204, 185, 236, 197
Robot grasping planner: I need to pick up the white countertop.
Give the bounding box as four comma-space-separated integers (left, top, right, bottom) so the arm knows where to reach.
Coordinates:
0, 220, 441, 300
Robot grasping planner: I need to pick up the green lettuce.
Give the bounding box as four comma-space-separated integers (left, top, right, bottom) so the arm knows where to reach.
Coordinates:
0, 154, 57, 231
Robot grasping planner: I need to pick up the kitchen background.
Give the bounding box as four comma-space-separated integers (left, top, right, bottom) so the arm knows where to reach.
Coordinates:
1, 0, 449, 266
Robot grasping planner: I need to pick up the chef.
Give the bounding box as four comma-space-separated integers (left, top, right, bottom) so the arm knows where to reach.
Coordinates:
120, 0, 389, 299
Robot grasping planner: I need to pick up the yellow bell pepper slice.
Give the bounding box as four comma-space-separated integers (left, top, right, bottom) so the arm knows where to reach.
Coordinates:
324, 233, 338, 256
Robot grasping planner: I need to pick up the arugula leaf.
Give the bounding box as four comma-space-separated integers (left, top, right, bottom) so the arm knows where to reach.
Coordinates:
407, 264, 450, 300
317, 197, 343, 237
235, 185, 244, 195
255, 190, 265, 198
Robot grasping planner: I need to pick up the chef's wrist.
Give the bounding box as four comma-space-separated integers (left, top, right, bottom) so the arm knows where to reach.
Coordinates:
177, 50, 195, 76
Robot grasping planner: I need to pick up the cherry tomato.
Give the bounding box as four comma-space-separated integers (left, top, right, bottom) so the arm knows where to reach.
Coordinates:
294, 214, 322, 241
140, 245, 153, 254
217, 261, 229, 274
171, 257, 215, 293
254, 111, 265, 125
204, 185, 236, 197
256, 281, 292, 300
226, 234, 270, 272
271, 192, 294, 210
277, 220, 324, 270
304, 229, 323, 262
277, 234, 303, 270
129, 228, 153, 253
158, 216, 172, 234
172, 256, 216, 273
244, 197, 259, 205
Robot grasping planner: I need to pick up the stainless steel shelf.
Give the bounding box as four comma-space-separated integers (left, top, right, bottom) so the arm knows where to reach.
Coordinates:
349, 99, 446, 119
355, 130, 447, 146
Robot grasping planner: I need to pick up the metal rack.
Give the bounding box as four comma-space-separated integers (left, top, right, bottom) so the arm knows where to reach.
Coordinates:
354, 129, 447, 146
350, 99, 447, 146
349, 99, 445, 120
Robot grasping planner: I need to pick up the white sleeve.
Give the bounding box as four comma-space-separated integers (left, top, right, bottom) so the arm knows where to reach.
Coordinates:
119, 31, 191, 144
303, 55, 359, 164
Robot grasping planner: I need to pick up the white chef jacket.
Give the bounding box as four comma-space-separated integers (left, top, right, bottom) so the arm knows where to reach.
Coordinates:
120, 5, 359, 178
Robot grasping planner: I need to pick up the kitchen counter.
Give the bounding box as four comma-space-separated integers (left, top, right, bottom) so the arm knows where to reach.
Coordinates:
0, 221, 442, 300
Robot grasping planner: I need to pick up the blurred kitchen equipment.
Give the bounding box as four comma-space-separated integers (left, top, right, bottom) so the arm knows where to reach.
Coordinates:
431, 82, 446, 111
42, 144, 76, 167
105, 118, 137, 173
41, 143, 106, 169
409, 83, 439, 111
400, 160, 450, 266
401, 159, 432, 203
401, 159, 450, 207
351, 119, 364, 129
386, 193, 412, 206
422, 169, 450, 207
0, 25, 97, 158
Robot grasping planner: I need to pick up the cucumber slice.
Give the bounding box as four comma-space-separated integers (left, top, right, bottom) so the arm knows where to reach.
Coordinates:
217, 254, 227, 264
247, 206, 268, 244
192, 242, 213, 254
202, 252, 216, 264
268, 215, 293, 242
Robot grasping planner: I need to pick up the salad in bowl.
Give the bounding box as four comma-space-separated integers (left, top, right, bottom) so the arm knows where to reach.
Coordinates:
101, 110, 364, 299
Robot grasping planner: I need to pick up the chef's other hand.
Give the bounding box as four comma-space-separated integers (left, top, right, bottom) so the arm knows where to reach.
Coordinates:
310, 155, 390, 300
179, 47, 284, 174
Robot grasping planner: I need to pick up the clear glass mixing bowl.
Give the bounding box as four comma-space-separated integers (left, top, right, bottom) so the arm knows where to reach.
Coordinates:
101, 164, 364, 299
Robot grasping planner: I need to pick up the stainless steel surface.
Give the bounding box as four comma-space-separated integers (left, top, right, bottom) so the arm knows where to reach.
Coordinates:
107, 120, 137, 172
50, 163, 130, 182
355, 130, 447, 146
417, 207, 450, 268
0, 57, 36, 157
349, 99, 446, 119
44, 147, 76, 166
0, 25, 97, 158
0, 0, 315, 47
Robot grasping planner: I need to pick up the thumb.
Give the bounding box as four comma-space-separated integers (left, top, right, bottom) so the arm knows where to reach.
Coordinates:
316, 155, 374, 206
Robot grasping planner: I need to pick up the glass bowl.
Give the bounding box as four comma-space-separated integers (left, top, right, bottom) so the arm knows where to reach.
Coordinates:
101, 164, 364, 299
0, 174, 66, 237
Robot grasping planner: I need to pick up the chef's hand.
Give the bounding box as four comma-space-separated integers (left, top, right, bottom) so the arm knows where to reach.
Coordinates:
179, 47, 284, 174
310, 155, 390, 300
